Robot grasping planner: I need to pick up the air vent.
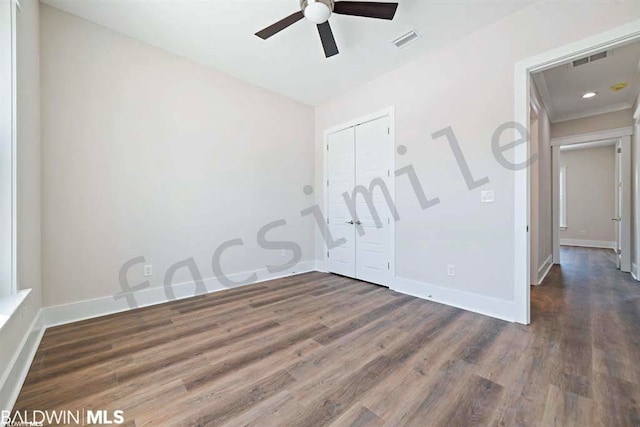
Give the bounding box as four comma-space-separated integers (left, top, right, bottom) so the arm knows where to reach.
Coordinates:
572, 51, 608, 67
392, 30, 420, 49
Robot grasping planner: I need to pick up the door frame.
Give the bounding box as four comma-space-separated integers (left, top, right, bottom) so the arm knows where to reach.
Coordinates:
550, 129, 633, 271
514, 19, 640, 324
322, 107, 396, 283
634, 102, 640, 279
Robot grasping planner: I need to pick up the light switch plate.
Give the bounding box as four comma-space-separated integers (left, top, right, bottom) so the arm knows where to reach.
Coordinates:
481, 190, 495, 203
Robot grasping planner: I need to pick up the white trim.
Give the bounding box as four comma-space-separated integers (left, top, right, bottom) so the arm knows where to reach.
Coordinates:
559, 139, 617, 151
552, 146, 561, 264
553, 103, 633, 124
531, 73, 555, 120
515, 19, 640, 325
43, 262, 316, 328
560, 239, 617, 249
9, 0, 16, 297
619, 136, 632, 272
551, 126, 633, 147
0, 310, 44, 413
392, 277, 517, 322
537, 255, 553, 285
632, 262, 638, 281
0, 289, 30, 333
322, 106, 396, 286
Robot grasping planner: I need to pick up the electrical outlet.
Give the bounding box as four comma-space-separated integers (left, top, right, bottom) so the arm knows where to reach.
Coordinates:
144, 264, 153, 277
481, 190, 495, 203
447, 264, 455, 277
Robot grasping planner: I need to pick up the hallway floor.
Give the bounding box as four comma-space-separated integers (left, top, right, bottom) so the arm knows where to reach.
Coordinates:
527, 246, 640, 425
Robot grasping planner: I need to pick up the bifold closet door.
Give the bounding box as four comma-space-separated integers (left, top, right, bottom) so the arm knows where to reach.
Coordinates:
327, 126, 356, 277
354, 116, 393, 285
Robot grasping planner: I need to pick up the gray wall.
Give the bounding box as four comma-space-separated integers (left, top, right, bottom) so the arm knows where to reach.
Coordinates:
40, 6, 316, 307
560, 146, 616, 243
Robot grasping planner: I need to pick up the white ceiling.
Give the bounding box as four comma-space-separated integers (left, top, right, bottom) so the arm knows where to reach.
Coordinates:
534, 41, 640, 123
41, 0, 535, 106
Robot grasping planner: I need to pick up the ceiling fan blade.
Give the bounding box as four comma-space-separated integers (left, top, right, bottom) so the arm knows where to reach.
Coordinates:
317, 21, 339, 58
255, 11, 305, 40
333, 1, 398, 20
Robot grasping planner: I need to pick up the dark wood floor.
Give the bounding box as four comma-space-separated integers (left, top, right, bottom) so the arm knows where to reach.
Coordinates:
14, 247, 640, 426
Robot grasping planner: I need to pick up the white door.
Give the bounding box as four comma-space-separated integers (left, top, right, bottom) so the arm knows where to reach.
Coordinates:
616, 137, 631, 272
326, 115, 394, 287
327, 127, 356, 277
615, 141, 622, 269
354, 117, 393, 285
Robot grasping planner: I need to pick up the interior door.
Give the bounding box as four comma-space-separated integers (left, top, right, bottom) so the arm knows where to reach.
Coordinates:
327, 127, 356, 278
617, 137, 631, 272
615, 141, 622, 269
354, 116, 393, 285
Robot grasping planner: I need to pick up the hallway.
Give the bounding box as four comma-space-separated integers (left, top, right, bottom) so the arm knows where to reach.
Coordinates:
529, 246, 640, 425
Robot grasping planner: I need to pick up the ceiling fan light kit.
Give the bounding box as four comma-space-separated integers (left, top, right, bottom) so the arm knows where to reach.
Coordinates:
255, 1, 399, 58
302, 0, 334, 25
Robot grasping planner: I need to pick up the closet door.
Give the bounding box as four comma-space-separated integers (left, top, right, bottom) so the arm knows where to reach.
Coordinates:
354, 116, 393, 285
327, 127, 356, 278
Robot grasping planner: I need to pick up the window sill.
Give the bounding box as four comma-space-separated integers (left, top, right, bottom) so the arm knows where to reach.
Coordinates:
0, 289, 32, 333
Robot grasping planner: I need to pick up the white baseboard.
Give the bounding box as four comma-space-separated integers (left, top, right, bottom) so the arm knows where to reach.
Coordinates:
43, 261, 316, 328
0, 310, 45, 414
537, 255, 553, 285
632, 263, 638, 281
560, 239, 616, 250
391, 277, 517, 322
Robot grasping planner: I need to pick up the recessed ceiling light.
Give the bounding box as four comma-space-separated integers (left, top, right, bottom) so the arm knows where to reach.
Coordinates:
582, 92, 597, 99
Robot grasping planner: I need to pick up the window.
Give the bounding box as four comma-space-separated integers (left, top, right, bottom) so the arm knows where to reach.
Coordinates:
559, 166, 567, 229
0, 0, 16, 299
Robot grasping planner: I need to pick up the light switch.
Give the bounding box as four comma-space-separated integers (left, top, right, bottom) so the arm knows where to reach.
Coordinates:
481, 190, 495, 203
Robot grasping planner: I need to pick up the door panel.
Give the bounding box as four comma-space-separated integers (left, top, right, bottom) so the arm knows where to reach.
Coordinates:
620, 137, 631, 272
327, 127, 356, 278
615, 141, 621, 269
354, 117, 393, 285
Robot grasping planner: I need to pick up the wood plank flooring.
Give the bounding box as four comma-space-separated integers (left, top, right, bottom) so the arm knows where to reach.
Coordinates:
13, 247, 640, 426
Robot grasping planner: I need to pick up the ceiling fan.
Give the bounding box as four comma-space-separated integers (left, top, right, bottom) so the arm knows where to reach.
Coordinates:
255, 0, 399, 58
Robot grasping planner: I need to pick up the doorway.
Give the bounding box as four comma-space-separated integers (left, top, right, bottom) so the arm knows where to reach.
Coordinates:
323, 108, 395, 287
514, 20, 640, 324
551, 137, 631, 271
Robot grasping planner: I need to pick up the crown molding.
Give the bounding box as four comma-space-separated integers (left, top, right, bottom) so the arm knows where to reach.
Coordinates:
552, 102, 633, 123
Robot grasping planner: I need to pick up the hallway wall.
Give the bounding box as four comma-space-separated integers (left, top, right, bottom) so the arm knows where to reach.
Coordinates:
560, 146, 616, 246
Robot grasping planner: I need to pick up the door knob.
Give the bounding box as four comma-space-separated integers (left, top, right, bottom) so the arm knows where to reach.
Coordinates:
346, 220, 354, 225
611, 218, 621, 222
355, 220, 362, 225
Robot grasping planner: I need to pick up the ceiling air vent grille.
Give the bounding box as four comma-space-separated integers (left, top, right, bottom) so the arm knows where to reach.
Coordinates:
392, 30, 420, 49
572, 51, 608, 67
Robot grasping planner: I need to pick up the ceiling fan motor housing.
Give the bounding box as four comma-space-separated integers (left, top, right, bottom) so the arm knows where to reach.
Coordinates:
301, 0, 335, 24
